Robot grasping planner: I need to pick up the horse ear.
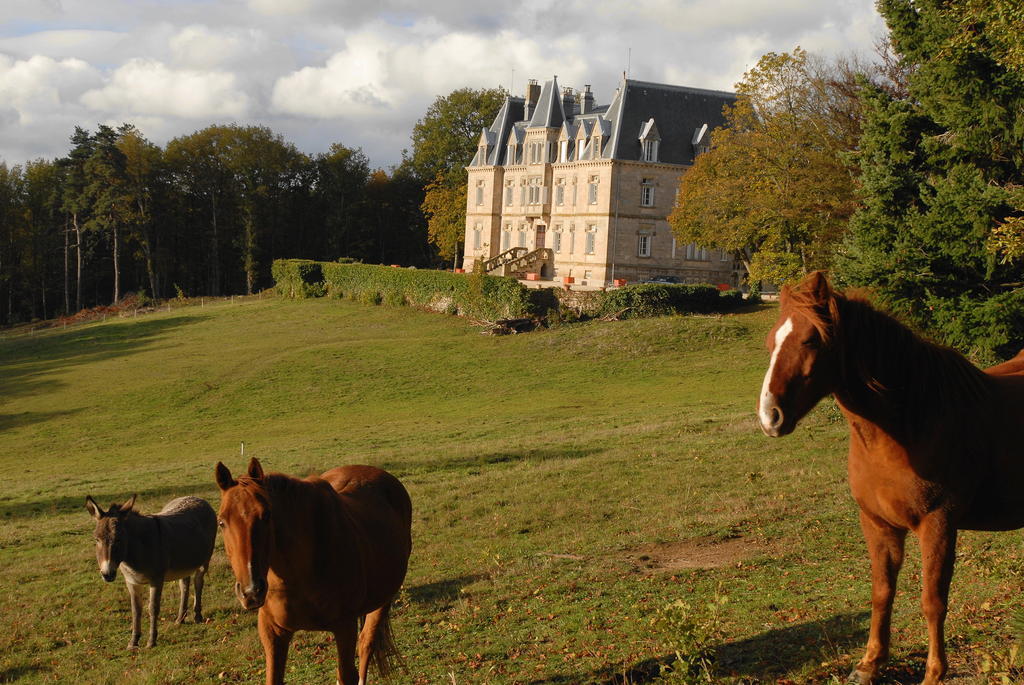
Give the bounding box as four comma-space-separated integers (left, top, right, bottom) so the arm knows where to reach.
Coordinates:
247, 457, 265, 480
215, 462, 237, 491
121, 494, 137, 513
803, 270, 832, 303
85, 495, 102, 519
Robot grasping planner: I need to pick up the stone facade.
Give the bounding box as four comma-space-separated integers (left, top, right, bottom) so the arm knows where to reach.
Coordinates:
463, 76, 740, 288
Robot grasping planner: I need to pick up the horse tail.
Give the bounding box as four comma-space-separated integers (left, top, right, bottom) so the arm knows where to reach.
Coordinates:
365, 600, 404, 680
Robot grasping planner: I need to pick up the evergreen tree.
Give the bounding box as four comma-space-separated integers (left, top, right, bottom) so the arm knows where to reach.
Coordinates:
837, 0, 1024, 361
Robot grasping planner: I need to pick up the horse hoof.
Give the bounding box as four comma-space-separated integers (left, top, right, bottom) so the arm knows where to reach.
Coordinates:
848, 668, 873, 685
127, 643, 139, 651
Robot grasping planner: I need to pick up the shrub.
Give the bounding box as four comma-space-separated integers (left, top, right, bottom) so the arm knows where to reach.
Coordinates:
600, 283, 724, 319
272, 259, 324, 299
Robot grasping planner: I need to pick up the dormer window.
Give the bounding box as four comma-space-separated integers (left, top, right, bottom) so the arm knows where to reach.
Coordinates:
478, 145, 487, 165
506, 144, 518, 166
559, 140, 569, 162
639, 118, 662, 162
642, 140, 658, 162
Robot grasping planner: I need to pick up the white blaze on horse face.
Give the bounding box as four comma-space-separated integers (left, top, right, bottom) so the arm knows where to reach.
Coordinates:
759, 317, 794, 431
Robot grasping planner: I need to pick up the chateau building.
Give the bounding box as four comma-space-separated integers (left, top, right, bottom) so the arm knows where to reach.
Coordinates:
463, 76, 739, 287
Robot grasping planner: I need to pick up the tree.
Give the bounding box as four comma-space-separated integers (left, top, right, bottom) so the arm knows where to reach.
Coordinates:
668, 49, 865, 286
409, 87, 506, 267
84, 125, 133, 303
836, 0, 1024, 361
60, 127, 95, 311
117, 124, 163, 299
311, 144, 371, 260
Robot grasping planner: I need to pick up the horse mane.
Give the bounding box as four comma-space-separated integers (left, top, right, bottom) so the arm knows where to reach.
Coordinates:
235, 472, 340, 515
788, 283, 991, 436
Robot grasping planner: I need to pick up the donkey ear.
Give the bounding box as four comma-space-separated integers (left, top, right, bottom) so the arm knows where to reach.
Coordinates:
85, 495, 102, 519
247, 457, 265, 480
121, 494, 137, 512
215, 462, 237, 491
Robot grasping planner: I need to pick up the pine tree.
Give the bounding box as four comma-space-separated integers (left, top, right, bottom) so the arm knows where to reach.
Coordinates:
837, 0, 1024, 361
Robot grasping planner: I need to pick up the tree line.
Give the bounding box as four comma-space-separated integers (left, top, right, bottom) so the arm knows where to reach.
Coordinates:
0, 123, 443, 324
671, 0, 1024, 361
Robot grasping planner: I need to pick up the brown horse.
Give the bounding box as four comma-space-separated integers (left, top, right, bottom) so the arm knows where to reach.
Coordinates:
757, 271, 1024, 685
215, 458, 412, 685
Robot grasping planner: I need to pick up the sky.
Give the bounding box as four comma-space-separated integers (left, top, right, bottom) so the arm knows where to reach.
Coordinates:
0, 0, 887, 170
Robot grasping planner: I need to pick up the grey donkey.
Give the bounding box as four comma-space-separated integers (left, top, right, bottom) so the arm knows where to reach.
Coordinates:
86, 494, 217, 648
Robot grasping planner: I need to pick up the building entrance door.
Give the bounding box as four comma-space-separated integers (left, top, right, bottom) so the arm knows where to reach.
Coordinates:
535, 225, 546, 249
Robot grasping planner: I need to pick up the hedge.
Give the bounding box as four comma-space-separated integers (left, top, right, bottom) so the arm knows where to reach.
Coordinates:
599, 283, 742, 318
273, 259, 536, 320
272, 259, 747, 322
272, 259, 325, 299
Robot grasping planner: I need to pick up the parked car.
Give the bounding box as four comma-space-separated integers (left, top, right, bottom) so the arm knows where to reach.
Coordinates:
641, 275, 681, 284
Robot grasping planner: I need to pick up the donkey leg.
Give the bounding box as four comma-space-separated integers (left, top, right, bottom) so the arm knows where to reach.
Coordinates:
192, 565, 207, 623
175, 577, 190, 624
332, 620, 359, 685
258, 610, 293, 685
850, 509, 906, 684
126, 582, 145, 649
917, 514, 956, 685
146, 581, 163, 648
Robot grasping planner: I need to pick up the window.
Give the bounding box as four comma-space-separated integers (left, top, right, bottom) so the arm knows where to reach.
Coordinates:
559, 140, 568, 162
572, 182, 578, 206
502, 227, 511, 251
569, 225, 575, 255
642, 139, 658, 162
475, 181, 484, 206
640, 179, 654, 207
553, 226, 562, 252
671, 237, 677, 259
585, 227, 596, 254
685, 243, 709, 261
555, 182, 564, 206
577, 140, 586, 160
638, 234, 651, 257
473, 226, 482, 250
505, 182, 513, 206
588, 177, 598, 204
517, 227, 527, 248
527, 177, 544, 205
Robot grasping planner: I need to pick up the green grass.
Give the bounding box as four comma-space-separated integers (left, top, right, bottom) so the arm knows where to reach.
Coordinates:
1, 297, 1021, 683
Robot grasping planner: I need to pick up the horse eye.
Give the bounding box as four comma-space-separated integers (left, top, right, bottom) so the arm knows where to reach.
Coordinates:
217, 519, 226, 528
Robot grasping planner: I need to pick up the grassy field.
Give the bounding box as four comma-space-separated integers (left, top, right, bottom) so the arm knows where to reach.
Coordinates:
1, 296, 1021, 684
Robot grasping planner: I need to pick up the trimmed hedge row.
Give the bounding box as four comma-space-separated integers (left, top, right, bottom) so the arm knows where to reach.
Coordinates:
272, 259, 747, 322
273, 259, 535, 320
599, 283, 743, 318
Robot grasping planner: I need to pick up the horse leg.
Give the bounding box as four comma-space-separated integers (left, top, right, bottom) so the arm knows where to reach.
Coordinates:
258, 610, 293, 685
357, 604, 392, 684
146, 581, 163, 647
916, 514, 956, 685
332, 620, 359, 685
850, 509, 906, 684
126, 581, 145, 649
175, 577, 190, 624
192, 565, 207, 623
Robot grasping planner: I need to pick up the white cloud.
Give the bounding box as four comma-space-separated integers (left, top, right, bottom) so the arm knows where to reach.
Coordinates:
0, 0, 886, 167
80, 58, 252, 119
0, 54, 101, 124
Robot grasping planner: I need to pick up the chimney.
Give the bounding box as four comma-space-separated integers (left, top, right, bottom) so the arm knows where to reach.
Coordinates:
581, 84, 594, 114
525, 79, 541, 119
562, 87, 575, 115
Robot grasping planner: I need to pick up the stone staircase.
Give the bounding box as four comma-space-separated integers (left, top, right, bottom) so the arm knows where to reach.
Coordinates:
481, 247, 553, 277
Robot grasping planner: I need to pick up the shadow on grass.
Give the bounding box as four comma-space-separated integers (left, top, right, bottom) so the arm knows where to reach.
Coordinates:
0, 481, 213, 521
0, 408, 82, 433
0, 662, 49, 681
532, 611, 869, 684
405, 574, 486, 609
0, 313, 208, 402
392, 445, 604, 476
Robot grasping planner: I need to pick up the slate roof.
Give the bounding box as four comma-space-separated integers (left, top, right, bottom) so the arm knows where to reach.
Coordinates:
474, 76, 735, 166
